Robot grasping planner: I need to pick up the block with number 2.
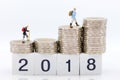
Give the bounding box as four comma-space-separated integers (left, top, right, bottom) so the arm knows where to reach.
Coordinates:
12, 54, 34, 75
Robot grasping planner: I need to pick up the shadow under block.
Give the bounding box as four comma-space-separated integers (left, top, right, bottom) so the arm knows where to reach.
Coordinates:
80, 54, 102, 75
34, 53, 57, 75
57, 54, 79, 75
12, 53, 34, 75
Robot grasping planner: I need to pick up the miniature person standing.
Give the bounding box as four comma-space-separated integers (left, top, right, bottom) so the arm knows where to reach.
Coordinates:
69, 8, 79, 28
22, 25, 30, 43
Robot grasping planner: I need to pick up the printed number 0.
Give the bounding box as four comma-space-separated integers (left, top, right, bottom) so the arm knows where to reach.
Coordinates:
19, 59, 28, 71
87, 58, 96, 71
41, 59, 50, 72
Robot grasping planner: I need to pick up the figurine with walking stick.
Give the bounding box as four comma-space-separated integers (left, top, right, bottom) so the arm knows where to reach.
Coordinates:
21, 25, 30, 43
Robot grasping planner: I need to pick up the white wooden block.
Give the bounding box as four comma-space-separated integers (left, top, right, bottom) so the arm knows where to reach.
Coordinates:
34, 53, 57, 75
57, 54, 79, 75
80, 54, 102, 75
12, 53, 34, 75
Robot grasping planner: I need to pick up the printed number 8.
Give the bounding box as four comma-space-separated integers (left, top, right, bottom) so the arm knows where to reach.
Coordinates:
87, 58, 96, 71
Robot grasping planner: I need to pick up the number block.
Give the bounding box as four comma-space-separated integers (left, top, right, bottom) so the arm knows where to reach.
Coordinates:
80, 54, 102, 75
57, 54, 79, 75
34, 53, 57, 75
12, 53, 34, 75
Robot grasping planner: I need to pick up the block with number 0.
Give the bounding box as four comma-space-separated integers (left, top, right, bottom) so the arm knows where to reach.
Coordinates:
80, 54, 102, 75
12, 53, 34, 75
57, 54, 79, 75
34, 53, 57, 75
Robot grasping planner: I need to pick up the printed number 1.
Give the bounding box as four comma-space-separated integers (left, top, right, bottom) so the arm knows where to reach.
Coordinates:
66, 60, 71, 72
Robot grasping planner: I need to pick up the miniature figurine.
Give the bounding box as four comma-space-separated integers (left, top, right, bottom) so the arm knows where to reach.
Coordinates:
69, 8, 79, 28
21, 25, 30, 43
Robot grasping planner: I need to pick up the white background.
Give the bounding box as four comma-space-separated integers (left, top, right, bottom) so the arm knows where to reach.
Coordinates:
0, 0, 120, 80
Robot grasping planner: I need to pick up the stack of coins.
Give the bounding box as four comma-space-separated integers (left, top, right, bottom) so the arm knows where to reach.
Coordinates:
34, 38, 57, 53
83, 17, 107, 54
10, 40, 34, 54
58, 25, 81, 54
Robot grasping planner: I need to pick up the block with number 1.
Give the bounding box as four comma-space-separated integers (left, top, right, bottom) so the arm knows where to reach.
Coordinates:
57, 54, 79, 75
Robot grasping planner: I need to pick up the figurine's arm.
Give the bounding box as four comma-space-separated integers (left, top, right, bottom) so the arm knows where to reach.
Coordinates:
26, 29, 29, 32
26, 25, 29, 32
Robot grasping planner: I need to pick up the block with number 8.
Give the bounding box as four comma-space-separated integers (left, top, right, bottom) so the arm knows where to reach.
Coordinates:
80, 54, 102, 75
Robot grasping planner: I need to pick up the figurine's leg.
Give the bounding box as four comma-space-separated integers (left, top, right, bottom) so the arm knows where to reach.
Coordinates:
22, 34, 25, 43
70, 19, 73, 28
26, 34, 29, 41
75, 19, 79, 26
76, 22, 79, 26
70, 23, 72, 28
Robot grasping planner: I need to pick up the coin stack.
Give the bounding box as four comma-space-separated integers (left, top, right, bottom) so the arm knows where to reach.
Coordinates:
10, 40, 34, 54
83, 17, 107, 54
58, 25, 81, 54
34, 38, 57, 53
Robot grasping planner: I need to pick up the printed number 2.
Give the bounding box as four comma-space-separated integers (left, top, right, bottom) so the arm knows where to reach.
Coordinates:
66, 60, 71, 72
19, 59, 28, 71
87, 58, 96, 71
